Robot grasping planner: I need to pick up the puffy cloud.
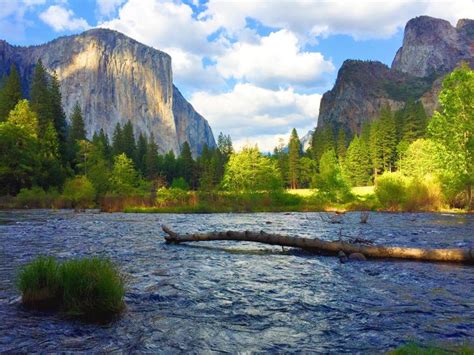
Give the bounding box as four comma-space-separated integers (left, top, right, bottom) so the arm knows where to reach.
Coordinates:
96, 0, 126, 17
0, 0, 45, 41
202, 0, 474, 40
191, 83, 321, 151
39, 5, 90, 31
216, 29, 334, 88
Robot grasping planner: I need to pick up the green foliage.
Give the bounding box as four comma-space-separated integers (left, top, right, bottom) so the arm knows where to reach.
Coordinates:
383, 74, 434, 102
375, 172, 408, 211
298, 156, 317, 188
401, 139, 444, 178
273, 139, 289, 186
15, 187, 61, 208
30, 60, 52, 137
288, 128, 301, 189
178, 141, 195, 187
82, 139, 111, 195
121, 121, 136, 162
171, 177, 189, 190
314, 149, 352, 202
223, 146, 283, 192
311, 125, 335, 168
62, 176, 96, 208
336, 128, 347, 160
370, 105, 397, 175
156, 187, 189, 207
428, 63, 474, 208
0, 64, 22, 121
400, 100, 428, 143
404, 176, 443, 212
344, 135, 371, 186
66, 102, 86, 168
18, 256, 125, 322
217, 132, 233, 161
49, 72, 67, 162
59, 257, 125, 321
109, 153, 140, 194
17, 256, 60, 309
6, 99, 39, 137
145, 134, 159, 179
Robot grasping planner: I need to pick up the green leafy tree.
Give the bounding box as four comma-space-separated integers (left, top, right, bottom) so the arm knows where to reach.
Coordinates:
109, 153, 140, 194
62, 176, 96, 208
30, 60, 52, 137
314, 149, 352, 202
0, 64, 22, 121
84, 139, 111, 195
402, 139, 444, 179
223, 146, 283, 192
37, 121, 65, 189
0, 103, 39, 194
428, 63, 474, 208
288, 128, 301, 189
299, 156, 317, 188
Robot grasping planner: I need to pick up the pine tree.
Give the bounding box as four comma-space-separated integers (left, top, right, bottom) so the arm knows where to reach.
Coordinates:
217, 132, 233, 162
30, 60, 52, 137
344, 136, 371, 186
311, 125, 335, 169
370, 106, 396, 175
0, 64, 22, 121
288, 128, 301, 189
122, 121, 136, 160
49, 72, 67, 161
145, 134, 159, 180
179, 141, 195, 188
112, 123, 123, 156
37, 121, 65, 189
336, 128, 347, 161
163, 150, 177, 184
402, 101, 427, 143
66, 102, 86, 168
136, 132, 148, 174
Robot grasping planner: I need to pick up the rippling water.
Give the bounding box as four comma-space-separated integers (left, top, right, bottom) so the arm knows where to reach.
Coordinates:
0, 210, 473, 352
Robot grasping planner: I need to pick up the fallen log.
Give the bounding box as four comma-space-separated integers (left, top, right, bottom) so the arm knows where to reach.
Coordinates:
161, 225, 473, 264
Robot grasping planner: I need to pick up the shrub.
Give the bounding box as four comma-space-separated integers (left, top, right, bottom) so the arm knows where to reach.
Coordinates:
17, 256, 60, 310
17, 256, 125, 322
62, 176, 96, 208
375, 172, 407, 211
171, 177, 189, 190
16, 186, 48, 208
59, 258, 125, 321
156, 187, 189, 207
404, 176, 443, 211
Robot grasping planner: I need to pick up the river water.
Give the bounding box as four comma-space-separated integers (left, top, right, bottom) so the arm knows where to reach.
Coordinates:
0, 210, 473, 353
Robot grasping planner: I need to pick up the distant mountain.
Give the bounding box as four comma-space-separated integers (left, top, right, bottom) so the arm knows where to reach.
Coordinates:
0, 28, 216, 156
314, 16, 473, 138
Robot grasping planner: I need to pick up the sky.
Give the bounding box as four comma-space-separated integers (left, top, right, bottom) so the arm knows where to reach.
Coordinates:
1, 0, 472, 151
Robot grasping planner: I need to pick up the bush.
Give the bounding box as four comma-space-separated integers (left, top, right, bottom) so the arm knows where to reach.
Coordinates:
171, 177, 189, 190
15, 187, 61, 208
404, 176, 443, 211
60, 258, 125, 321
17, 256, 60, 310
156, 187, 189, 207
375, 172, 407, 211
17, 256, 125, 322
62, 176, 96, 208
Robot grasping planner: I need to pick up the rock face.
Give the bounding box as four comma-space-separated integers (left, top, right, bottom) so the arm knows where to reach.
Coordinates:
0, 28, 215, 156
316, 16, 473, 136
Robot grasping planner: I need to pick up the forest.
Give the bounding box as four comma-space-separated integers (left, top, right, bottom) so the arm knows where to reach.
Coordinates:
0, 61, 472, 212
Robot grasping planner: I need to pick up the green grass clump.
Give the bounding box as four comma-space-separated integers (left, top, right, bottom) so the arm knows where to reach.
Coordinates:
389, 342, 474, 355
17, 256, 60, 310
60, 258, 125, 321
17, 256, 125, 322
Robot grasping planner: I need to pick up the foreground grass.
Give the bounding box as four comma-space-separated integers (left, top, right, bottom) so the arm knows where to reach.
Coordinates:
389, 342, 474, 354
17, 256, 125, 322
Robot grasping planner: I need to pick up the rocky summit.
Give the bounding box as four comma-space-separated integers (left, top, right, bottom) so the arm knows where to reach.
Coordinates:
316, 16, 473, 136
0, 28, 215, 156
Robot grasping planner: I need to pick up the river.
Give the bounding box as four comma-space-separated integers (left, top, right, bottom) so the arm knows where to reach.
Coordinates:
0, 210, 473, 352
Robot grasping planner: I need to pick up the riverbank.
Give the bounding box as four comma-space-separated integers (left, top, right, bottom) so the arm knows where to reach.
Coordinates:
1, 188, 471, 214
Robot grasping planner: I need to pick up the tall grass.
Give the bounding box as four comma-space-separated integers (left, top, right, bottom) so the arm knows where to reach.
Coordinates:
17, 256, 125, 322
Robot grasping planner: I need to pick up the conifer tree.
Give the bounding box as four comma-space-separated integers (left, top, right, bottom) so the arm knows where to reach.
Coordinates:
179, 141, 195, 188
49, 72, 67, 161
288, 128, 301, 189
217, 132, 233, 162
273, 138, 289, 186
122, 121, 136, 160
402, 101, 427, 143
30, 60, 52, 137
344, 136, 371, 186
0, 64, 22, 121
336, 129, 347, 161
66, 102, 86, 168
136, 132, 148, 174
145, 134, 159, 180
112, 123, 123, 156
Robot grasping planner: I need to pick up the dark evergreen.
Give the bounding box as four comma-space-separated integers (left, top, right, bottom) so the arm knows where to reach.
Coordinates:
30, 60, 52, 137
0, 64, 22, 121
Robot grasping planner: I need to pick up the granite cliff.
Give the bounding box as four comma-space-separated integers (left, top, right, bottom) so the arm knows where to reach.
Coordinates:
316, 16, 474, 136
0, 28, 215, 156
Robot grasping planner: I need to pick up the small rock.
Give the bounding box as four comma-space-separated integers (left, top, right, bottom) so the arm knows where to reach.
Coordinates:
349, 252, 367, 261
265, 221, 272, 224
338, 251, 348, 264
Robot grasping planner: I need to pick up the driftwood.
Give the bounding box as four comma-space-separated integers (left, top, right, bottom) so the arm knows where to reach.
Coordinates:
162, 226, 473, 264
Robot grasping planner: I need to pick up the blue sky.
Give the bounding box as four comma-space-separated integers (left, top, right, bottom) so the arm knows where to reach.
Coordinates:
1, 0, 471, 150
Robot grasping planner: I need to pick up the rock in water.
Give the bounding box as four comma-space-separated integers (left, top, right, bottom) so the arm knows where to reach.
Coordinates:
348, 253, 367, 261
0, 28, 215, 157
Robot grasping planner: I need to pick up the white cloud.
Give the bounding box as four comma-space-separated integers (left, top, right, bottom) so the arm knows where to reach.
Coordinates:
202, 0, 474, 41
39, 5, 90, 32
191, 83, 321, 151
96, 0, 126, 18
216, 29, 334, 88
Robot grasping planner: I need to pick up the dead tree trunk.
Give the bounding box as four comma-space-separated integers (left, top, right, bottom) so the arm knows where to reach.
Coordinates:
162, 226, 473, 264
